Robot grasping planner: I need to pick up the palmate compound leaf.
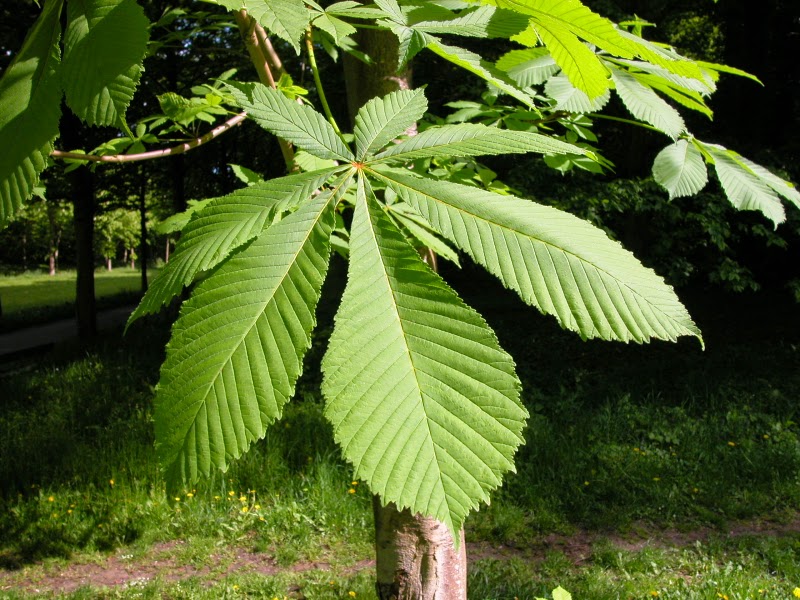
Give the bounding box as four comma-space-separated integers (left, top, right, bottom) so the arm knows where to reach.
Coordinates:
228, 82, 354, 162
321, 176, 527, 537
156, 189, 336, 491
353, 88, 428, 160
128, 168, 343, 325
0, 0, 63, 228
372, 123, 585, 163
371, 168, 702, 345
61, 0, 149, 129
652, 139, 708, 200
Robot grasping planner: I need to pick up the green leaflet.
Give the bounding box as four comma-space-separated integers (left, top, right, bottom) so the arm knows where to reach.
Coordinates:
407, 5, 528, 39
703, 143, 786, 227
652, 140, 708, 200
372, 123, 584, 162
630, 72, 713, 119
312, 12, 357, 45
129, 169, 342, 325
491, 0, 633, 57
544, 73, 609, 113
517, 21, 609, 100
372, 168, 702, 345
228, 82, 354, 162
496, 48, 559, 87
388, 207, 461, 266
616, 30, 707, 82
156, 190, 336, 491
427, 38, 536, 107
0, 0, 63, 229
491, 0, 634, 99
731, 154, 800, 211
610, 68, 685, 140
353, 88, 428, 160
247, 0, 310, 54
322, 176, 526, 538
62, 0, 149, 130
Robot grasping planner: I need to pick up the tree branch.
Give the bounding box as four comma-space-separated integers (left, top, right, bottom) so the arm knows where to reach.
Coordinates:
51, 113, 247, 164
234, 10, 294, 168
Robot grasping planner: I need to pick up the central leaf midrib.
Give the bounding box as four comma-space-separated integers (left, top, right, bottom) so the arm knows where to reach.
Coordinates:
359, 182, 449, 513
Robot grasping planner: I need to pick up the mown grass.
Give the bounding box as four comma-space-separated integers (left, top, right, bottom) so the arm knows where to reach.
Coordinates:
1, 267, 799, 598
0, 269, 156, 332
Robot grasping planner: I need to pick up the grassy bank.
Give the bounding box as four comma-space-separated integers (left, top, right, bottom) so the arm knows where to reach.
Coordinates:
1, 274, 799, 598
0, 269, 156, 332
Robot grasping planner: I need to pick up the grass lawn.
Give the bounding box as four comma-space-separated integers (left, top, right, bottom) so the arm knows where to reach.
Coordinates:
0, 269, 153, 315
1, 268, 799, 598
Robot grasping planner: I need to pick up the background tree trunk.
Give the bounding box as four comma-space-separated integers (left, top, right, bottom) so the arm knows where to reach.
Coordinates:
343, 28, 467, 600
139, 166, 148, 293
72, 166, 96, 339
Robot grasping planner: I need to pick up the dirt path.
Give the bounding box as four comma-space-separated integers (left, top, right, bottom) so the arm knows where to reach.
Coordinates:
2, 517, 799, 595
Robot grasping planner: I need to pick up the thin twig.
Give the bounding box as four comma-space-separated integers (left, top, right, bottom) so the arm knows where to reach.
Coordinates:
235, 10, 276, 88
51, 113, 247, 164
254, 24, 284, 78
234, 10, 295, 168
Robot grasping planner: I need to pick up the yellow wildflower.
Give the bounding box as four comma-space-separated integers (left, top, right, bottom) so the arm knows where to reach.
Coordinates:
186, 492, 194, 498
728, 441, 736, 447
241, 507, 249, 513
650, 592, 659, 597
239, 496, 247, 502
109, 479, 115, 486
349, 592, 356, 598
48, 496, 54, 502
228, 491, 235, 496
793, 588, 800, 598
351, 481, 358, 486
174, 497, 181, 502
348, 488, 356, 494
255, 504, 261, 510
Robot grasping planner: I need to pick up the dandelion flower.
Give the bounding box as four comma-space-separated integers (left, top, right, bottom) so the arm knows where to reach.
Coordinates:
793, 588, 800, 598
255, 504, 261, 510
351, 481, 358, 486
48, 496, 54, 502
650, 592, 659, 597
241, 507, 249, 513
228, 491, 235, 496
239, 496, 247, 502
348, 488, 356, 494
349, 592, 356, 597
174, 497, 181, 502
109, 479, 115, 486
727, 441, 736, 447
186, 492, 194, 498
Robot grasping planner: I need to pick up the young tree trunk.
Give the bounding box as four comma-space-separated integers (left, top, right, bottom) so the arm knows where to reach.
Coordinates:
374, 499, 467, 600
343, 28, 468, 599
106, 257, 112, 271
49, 253, 56, 276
